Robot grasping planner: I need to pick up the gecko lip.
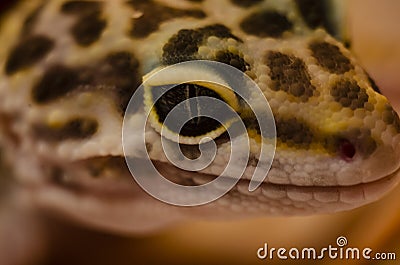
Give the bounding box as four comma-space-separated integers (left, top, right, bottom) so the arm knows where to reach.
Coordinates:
44, 156, 400, 210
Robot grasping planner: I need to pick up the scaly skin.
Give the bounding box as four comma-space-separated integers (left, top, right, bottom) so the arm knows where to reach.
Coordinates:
0, 0, 399, 233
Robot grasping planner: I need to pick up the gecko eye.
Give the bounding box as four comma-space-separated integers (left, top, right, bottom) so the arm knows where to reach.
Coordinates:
339, 139, 356, 161
143, 67, 241, 145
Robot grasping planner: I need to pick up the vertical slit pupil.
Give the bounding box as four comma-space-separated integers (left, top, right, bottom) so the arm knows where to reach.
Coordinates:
153, 83, 226, 137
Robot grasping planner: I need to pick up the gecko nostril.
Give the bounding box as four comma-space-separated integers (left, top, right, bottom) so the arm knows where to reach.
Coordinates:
339, 139, 356, 161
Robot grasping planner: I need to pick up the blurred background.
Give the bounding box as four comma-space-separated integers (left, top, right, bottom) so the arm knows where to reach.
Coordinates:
0, 0, 399, 264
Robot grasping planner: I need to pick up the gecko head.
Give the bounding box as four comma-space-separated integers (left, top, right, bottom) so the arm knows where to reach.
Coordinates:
132, 25, 400, 215
251, 33, 400, 207
130, 47, 400, 215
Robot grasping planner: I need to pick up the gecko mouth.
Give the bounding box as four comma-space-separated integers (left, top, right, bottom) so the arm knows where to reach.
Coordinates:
45, 155, 400, 210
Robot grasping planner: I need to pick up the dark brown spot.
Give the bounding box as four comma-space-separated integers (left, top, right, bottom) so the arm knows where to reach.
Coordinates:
266, 51, 316, 101
199, 24, 241, 40
33, 118, 98, 141
5, 35, 54, 75
61, 1, 103, 15
215, 51, 249, 72
383, 105, 395, 124
162, 24, 241, 65
360, 135, 377, 157
32, 65, 80, 104
321, 132, 347, 155
71, 12, 107, 46
295, 0, 336, 35
84, 156, 127, 178
240, 10, 293, 38
331, 80, 369, 110
310, 41, 354, 74
32, 51, 140, 113
98, 52, 141, 112
230, 0, 263, 7
126, 0, 206, 38
162, 29, 203, 64
383, 105, 400, 133
276, 118, 314, 147
61, 1, 106, 46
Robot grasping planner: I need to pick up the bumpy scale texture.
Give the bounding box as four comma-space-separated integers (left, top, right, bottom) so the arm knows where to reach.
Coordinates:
0, 0, 399, 232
